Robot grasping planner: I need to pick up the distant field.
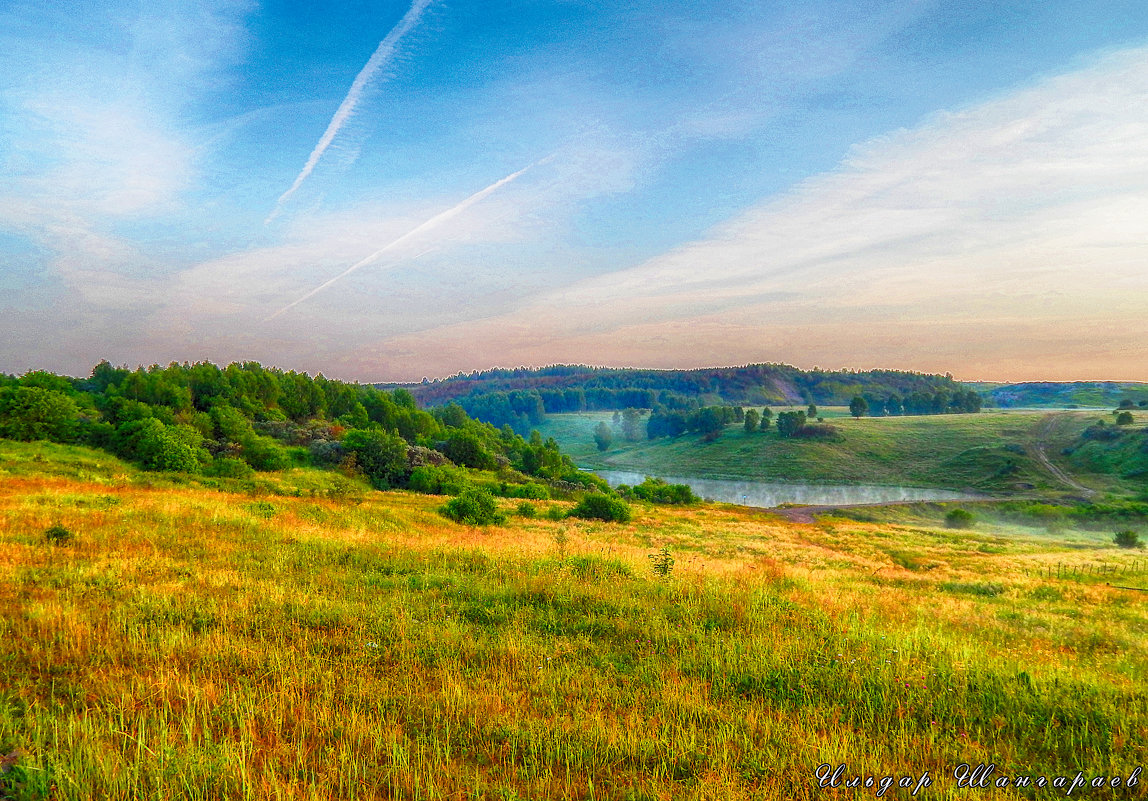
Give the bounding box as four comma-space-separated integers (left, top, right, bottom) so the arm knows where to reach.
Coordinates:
537, 410, 1126, 495
1, 441, 1146, 799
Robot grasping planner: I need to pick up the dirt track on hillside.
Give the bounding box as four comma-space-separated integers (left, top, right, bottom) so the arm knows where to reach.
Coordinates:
1026, 413, 1097, 498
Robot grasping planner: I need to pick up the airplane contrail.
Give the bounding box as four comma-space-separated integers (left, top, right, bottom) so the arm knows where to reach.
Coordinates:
264, 160, 542, 321
265, 0, 435, 224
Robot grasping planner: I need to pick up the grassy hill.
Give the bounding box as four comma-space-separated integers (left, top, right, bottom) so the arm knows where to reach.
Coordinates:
970, 381, 1148, 409
2, 441, 1147, 799
539, 409, 1145, 497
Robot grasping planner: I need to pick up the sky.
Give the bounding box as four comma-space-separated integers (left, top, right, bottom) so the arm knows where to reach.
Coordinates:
1, 0, 1147, 383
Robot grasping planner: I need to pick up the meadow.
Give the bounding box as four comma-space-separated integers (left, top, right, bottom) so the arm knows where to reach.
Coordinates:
538, 410, 1138, 497
2, 441, 1146, 799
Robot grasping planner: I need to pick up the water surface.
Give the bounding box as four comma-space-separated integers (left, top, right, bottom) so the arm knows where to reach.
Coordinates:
594, 469, 973, 508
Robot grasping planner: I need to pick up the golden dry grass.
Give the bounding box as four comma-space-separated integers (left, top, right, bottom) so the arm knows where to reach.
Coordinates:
1, 450, 1146, 800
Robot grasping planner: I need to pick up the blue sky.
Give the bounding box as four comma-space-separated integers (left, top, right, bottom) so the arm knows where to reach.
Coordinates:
2, 0, 1147, 381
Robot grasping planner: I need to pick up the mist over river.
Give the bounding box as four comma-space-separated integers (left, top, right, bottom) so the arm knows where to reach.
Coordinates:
593, 470, 974, 508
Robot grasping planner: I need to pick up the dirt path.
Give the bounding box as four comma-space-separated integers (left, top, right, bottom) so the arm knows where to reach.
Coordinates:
1027, 414, 1097, 498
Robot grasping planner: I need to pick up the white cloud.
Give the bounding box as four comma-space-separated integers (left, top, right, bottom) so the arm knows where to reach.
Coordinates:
362, 45, 1148, 380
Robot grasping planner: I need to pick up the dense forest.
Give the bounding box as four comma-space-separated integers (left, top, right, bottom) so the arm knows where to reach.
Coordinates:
0, 361, 601, 497
379, 363, 979, 433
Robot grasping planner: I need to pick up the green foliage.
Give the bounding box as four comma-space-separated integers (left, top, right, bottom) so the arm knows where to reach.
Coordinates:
775, 410, 807, 438
568, 493, 632, 523
440, 488, 505, 525
1115, 411, 1134, 426
944, 508, 976, 529
238, 434, 291, 471
627, 477, 698, 505
0, 386, 81, 443
743, 409, 760, 433
442, 430, 496, 470
502, 482, 550, 500
408, 465, 470, 496
44, 522, 74, 544
545, 504, 565, 521
516, 501, 537, 518
849, 395, 869, 418
593, 421, 613, 452
648, 546, 674, 578
204, 457, 255, 480
343, 428, 410, 490
115, 418, 208, 472
1114, 530, 1142, 549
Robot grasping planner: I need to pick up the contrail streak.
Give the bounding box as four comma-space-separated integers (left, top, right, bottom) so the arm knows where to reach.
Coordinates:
264, 161, 541, 321
265, 0, 434, 224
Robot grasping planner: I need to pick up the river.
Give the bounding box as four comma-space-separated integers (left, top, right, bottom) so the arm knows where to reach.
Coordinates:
593, 469, 974, 508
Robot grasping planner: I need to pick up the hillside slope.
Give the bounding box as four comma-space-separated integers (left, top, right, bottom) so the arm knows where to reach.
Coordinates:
539, 410, 1131, 496
1, 443, 1146, 799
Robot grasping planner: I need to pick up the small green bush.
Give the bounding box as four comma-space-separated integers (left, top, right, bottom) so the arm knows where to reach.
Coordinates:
648, 547, 674, 578
568, 493, 632, 523
205, 456, 255, 479
44, 523, 74, 544
1114, 530, 1143, 549
545, 504, 564, 521
440, 488, 505, 526
516, 501, 537, 518
944, 508, 976, 529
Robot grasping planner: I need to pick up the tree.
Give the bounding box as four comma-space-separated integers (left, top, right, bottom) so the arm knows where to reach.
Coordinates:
343, 428, 409, 489
743, 409, 760, 433
945, 508, 975, 529
694, 407, 725, 441
759, 407, 772, 431
443, 430, 496, 470
0, 387, 81, 442
1115, 411, 1134, 426
621, 408, 642, 441
807, 403, 818, 419
593, 421, 613, 451
776, 410, 806, 438
849, 396, 869, 418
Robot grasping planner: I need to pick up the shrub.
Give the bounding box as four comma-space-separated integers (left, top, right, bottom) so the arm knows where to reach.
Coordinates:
1116, 411, 1135, 426
545, 504, 564, 521
408, 465, 469, 495
440, 488, 505, 525
343, 428, 409, 489
238, 434, 292, 472
516, 501, 537, 518
792, 423, 841, 440
568, 493, 632, 523
944, 508, 976, 529
1114, 530, 1143, 549
648, 546, 674, 578
205, 456, 255, 479
308, 439, 346, 467
630, 477, 699, 505
509, 482, 550, 500
44, 523, 74, 544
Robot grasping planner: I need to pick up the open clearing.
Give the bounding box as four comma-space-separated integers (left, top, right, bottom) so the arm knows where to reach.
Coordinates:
1, 443, 1146, 799
539, 410, 1121, 496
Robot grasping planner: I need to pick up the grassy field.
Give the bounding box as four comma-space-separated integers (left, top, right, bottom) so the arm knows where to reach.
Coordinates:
2, 441, 1147, 799
538, 410, 1138, 496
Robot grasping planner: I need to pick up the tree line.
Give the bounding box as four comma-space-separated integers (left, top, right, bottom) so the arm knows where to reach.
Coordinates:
0, 361, 599, 494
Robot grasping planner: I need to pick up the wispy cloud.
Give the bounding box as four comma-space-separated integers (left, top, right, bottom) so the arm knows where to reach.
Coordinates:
360, 46, 1148, 380
264, 158, 543, 320
265, 0, 435, 223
